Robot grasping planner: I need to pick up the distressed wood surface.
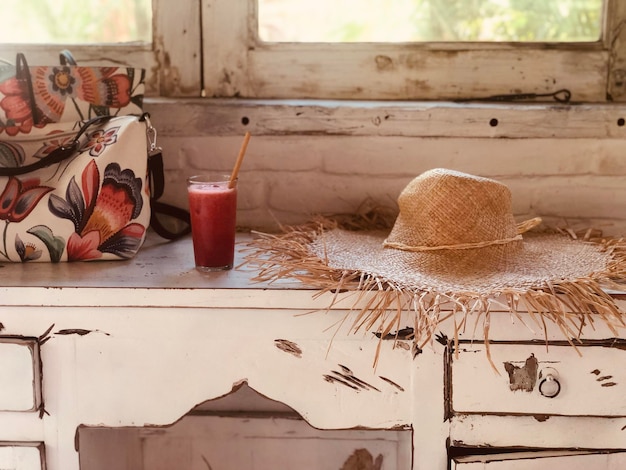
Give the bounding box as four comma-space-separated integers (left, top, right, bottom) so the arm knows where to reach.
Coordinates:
145, 98, 626, 138
0, 235, 624, 470
152, 0, 202, 96
202, 0, 251, 98
453, 450, 626, 469
450, 343, 626, 417
0, 303, 417, 470
1, 0, 623, 101
606, 0, 626, 101
202, 0, 614, 101
0, 234, 623, 329
244, 46, 608, 101
450, 413, 626, 450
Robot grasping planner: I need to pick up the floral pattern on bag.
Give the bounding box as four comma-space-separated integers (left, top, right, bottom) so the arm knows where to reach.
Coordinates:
0, 65, 144, 135
48, 159, 145, 261
0, 115, 151, 262
0, 140, 26, 168
33, 130, 76, 160
81, 125, 119, 157
0, 177, 55, 261
0, 78, 41, 136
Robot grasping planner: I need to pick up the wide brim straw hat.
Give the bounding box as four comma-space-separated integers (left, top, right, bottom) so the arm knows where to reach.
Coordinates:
245, 169, 626, 363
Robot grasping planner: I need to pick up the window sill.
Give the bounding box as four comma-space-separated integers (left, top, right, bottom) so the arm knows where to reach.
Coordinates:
143, 97, 626, 139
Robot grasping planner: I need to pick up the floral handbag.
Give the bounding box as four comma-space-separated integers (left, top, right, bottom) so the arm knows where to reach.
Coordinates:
0, 51, 144, 130
0, 51, 188, 263
0, 113, 189, 262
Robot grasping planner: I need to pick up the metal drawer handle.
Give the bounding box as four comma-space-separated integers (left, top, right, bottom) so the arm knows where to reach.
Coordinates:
538, 367, 561, 398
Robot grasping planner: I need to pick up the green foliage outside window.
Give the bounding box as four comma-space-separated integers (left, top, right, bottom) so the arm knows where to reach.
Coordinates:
259, 0, 603, 43
2, 0, 603, 44
1, 0, 151, 44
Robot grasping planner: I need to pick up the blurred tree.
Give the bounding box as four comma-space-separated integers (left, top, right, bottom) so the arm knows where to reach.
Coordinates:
259, 0, 603, 43
415, 0, 602, 42
3, 0, 603, 44
2, 0, 152, 44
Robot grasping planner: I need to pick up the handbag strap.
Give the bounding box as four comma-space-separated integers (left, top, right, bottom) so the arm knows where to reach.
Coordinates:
0, 115, 114, 177
150, 199, 192, 240
15, 53, 39, 127
141, 113, 191, 240
59, 49, 78, 66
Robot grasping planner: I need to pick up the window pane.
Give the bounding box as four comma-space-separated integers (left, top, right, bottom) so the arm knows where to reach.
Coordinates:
258, 0, 603, 43
1, 0, 152, 44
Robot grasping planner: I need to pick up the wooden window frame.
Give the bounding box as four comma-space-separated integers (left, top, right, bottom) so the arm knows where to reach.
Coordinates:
1, 1, 626, 102
204, 0, 626, 102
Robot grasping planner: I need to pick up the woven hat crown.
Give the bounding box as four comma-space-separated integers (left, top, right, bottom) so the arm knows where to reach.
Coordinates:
384, 169, 522, 252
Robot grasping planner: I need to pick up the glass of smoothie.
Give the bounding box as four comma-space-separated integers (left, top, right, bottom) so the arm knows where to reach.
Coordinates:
187, 174, 238, 271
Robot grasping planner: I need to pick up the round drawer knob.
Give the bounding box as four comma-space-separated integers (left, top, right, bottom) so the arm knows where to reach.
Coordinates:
538, 367, 561, 398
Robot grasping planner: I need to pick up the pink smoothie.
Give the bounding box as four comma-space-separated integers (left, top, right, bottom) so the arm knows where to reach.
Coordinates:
188, 182, 237, 270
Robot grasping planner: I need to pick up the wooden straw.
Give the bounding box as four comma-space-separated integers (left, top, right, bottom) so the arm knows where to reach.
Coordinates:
229, 131, 251, 189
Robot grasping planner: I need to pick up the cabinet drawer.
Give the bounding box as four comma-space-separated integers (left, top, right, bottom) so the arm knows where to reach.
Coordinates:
449, 341, 626, 416
452, 450, 626, 469
0, 339, 41, 412
0, 443, 45, 470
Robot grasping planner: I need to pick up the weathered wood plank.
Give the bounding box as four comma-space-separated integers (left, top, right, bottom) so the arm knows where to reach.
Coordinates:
202, 0, 252, 98
453, 451, 626, 469
450, 414, 626, 449
153, 0, 202, 96
245, 46, 608, 101
145, 98, 626, 138
606, 0, 626, 101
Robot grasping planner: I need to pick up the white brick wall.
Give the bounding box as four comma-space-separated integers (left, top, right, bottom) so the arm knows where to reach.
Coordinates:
148, 101, 626, 237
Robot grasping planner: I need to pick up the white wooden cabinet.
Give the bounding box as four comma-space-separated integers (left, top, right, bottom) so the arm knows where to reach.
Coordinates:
0, 233, 624, 470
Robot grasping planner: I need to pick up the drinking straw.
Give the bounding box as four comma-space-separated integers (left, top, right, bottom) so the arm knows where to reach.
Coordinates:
229, 131, 251, 189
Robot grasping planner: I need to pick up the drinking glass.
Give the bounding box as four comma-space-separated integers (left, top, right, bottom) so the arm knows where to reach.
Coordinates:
187, 174, 238, 271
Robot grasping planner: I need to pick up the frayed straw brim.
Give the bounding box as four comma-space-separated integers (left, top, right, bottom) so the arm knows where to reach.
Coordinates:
243, 215, 626, 368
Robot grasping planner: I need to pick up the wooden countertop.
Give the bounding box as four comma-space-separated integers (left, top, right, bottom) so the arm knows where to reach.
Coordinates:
1, 231, 624, 309
0, 232, 322, 308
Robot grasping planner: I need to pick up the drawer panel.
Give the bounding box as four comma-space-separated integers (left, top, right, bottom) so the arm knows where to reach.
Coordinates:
0, 443, 44, 470
449, 342, 626, 416
0, 339, 41, 412
453, 450, 626, 469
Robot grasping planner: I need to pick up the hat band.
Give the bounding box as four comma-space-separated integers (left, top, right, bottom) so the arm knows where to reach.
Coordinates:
383, 233, 524, 252
383, 217, 543, 253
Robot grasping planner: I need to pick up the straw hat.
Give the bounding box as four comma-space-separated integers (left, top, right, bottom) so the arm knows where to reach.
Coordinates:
246, 169, 626, 361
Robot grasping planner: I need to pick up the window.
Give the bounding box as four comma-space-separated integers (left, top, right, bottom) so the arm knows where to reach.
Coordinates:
258, 0, 603, 43
1, 0, 152, 44
2, 0, 626, 102
205, 0, 624, 101
0, 0, 201, 98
